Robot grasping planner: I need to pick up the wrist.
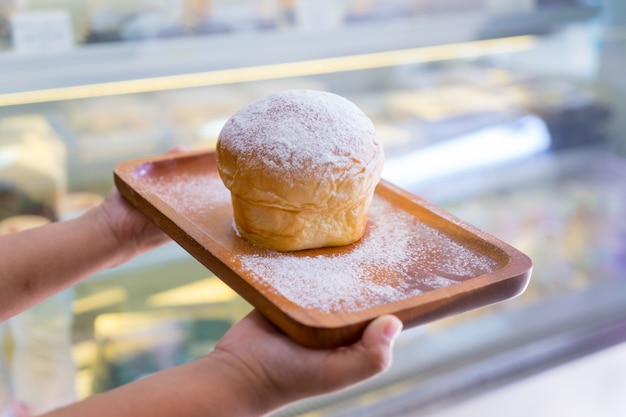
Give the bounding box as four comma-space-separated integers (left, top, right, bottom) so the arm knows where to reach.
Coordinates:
195, 352, 282, 417
80, 204, 134, 267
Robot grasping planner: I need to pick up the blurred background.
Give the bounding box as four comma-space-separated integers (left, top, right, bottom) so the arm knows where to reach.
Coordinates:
1, 0, 625, 415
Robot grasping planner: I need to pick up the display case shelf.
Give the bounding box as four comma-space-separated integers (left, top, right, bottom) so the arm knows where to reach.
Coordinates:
0, 4, 598, 97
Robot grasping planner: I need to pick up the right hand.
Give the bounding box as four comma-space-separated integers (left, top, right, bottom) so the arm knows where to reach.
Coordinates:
207, 310, 402, 414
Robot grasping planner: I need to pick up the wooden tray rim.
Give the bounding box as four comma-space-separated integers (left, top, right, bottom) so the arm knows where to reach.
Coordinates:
114, 150, 532, 343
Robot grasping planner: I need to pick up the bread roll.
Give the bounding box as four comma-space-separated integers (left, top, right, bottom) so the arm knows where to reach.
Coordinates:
216, 89, 384, 252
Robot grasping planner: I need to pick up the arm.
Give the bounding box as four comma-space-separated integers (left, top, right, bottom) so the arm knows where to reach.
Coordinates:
0, 142, 402, 416
0, 189, 170, 321
44, 310, 403, 417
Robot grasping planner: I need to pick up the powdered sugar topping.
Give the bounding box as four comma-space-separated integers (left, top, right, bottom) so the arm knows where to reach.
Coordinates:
239, 198, 499, 313
136, 160, 500, 314
216, 90, 384, 205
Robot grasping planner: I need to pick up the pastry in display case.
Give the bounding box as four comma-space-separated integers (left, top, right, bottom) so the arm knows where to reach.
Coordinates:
155, 85, 247, 150
0, 115, 66, 222
54, 95, 170, 191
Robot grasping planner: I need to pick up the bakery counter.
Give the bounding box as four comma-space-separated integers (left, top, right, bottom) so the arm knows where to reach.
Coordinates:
424, 339, 626, 417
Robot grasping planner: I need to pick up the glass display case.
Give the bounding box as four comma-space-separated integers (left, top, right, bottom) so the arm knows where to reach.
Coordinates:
1, 0, 625, 415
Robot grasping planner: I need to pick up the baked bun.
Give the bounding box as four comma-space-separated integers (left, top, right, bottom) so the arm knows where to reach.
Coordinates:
216, 89, 384, 252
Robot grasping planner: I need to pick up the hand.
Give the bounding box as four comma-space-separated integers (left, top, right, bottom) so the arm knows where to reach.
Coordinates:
207, 310, 403, 414
92, 146, 187, 264
0, 146, 187, 321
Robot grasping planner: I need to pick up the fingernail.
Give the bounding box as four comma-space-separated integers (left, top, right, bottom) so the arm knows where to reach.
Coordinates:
384, 318, 402, 343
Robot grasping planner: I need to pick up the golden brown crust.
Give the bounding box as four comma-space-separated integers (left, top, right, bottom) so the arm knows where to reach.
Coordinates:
217, 89, 383, 252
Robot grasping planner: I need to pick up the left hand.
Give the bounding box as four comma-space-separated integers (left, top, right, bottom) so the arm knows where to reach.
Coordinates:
94, 146, 187, 263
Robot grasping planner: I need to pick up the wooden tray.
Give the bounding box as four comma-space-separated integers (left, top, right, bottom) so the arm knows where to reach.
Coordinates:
114, 150, 532, 348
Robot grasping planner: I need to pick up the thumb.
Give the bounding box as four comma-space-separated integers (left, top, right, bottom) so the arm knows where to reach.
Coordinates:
360, 315, 403, 372
294, 315, 403, 397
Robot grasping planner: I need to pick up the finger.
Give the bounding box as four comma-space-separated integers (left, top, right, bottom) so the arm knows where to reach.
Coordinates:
240, 310, 285, 337
166, 145, 188, 154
